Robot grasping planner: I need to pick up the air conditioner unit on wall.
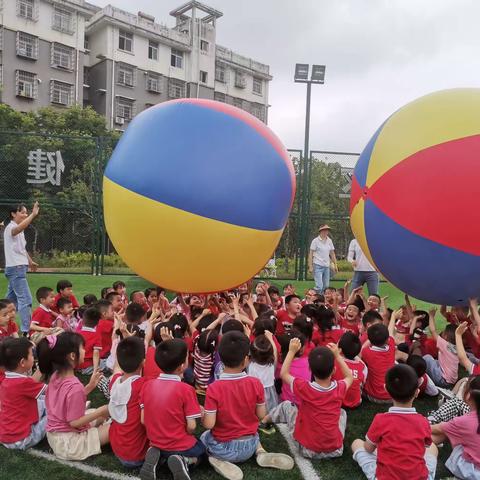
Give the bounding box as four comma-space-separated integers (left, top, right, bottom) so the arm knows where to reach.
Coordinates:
115, 116, 125, 125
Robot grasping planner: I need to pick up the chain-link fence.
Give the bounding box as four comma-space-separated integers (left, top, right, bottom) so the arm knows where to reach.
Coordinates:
0, 130, 359, 280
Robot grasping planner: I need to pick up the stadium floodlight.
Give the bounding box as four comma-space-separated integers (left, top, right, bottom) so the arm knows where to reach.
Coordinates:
311, 64, 326, 84
294, 63, 309, 82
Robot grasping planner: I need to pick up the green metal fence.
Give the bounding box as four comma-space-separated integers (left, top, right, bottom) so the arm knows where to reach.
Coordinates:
0, 130, 359, 280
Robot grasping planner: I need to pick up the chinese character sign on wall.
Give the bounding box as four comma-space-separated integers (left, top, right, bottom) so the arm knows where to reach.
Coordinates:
26, 149, 65, 186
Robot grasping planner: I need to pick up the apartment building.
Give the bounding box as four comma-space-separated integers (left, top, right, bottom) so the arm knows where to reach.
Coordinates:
0, 0, 272, 128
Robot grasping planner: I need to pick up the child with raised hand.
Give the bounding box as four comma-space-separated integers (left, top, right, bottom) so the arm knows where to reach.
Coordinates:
431, 375, 480, 479
55, 297, 77, 332
109, 336, 149, 469
0, 300, 19, 339
38, 332, 110, 460
423, 308, 459, 387
0, 337, 47, 449
202, 331, 294, 480
456, 322, 480, 377
352, 364, 438, 480
140, 338, 205, 480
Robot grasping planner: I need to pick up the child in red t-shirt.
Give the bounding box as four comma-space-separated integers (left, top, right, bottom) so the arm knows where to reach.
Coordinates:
0, 337, 47, 449
30, 287, 62, 344
77, 307, 104, 374
53, 279, 80, 313
275, 295, 302, 335
0, 300, 19, 339
406, 355, 439, 397
201, 331, 293, 480
265, 338, 353, 459
361, 323, 396, 403
333, 332, 367, 408
108, 336, 148, 468
312, 307, 345, 347
96, 299, 115, 359
352, 364, 438, 480
140, 339, 205, 480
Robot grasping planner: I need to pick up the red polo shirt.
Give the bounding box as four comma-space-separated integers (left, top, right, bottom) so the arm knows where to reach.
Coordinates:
0, 320, 18, 339
204, 372, 265, 442
332, 357, 367, 408
97, 318, 114, 358
366, 407, 432, 480
77, 327, 102, 370
275, 310, 296, 335
140, 374, 201, 451
30, 305, 55, 333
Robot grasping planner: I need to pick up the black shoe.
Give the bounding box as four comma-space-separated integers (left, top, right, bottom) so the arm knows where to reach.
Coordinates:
140, 447, 161, 480
167, 455, 191, 480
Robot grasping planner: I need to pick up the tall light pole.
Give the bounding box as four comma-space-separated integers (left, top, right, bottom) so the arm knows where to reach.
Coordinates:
294, 64, 326, 280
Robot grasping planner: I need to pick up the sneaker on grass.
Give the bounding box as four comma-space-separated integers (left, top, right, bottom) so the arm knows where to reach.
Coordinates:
167, 455, 191, 480
256, 451, 294, 470
208, 456, 243, 480
140, 447, 161, 480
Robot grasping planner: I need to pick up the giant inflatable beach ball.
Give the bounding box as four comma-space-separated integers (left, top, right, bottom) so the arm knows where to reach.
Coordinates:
104, 99, 295, 293
350, 89, 480, 305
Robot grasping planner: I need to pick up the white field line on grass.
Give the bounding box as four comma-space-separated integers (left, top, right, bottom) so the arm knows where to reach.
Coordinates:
28, 449, 140, 480
277, 424, 321, 480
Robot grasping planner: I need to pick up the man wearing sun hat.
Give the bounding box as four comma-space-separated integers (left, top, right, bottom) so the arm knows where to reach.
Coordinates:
308, 225, 337, 293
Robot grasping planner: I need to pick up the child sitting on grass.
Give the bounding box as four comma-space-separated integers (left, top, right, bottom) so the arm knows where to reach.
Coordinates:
53, 279, 79, 312
30, 287, 62, 344
109, 336, 149, 469
431, 375, 480, 480
352, 364, 438, 480
0, 300, 19, 339
265, 339, 352, 458
55, 297, 77, 332
38, 332, 109, 460
140, 338, 205, 480
0, 337, 47, 449
77, 307, 104, 374
201, 331, 294, 480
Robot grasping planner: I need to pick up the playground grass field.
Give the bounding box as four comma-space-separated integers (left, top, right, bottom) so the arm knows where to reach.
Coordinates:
0, 273, 455, 480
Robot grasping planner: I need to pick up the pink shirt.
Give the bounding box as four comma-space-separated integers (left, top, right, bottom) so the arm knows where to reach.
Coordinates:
280, 356, 311, 404
437, 336, 458, 384
45, 372, 89, 433
441, 412, 480, 468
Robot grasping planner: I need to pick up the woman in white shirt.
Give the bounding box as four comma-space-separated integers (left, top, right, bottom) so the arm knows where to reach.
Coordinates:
3, 202, 40, 334
308, 225, 337, 293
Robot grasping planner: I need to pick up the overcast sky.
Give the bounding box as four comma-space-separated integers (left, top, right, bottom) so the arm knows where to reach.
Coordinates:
94, 0, 480, 153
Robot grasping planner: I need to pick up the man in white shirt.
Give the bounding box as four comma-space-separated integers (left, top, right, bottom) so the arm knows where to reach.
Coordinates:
3, 202, 39, 333
308, 225, 337, 293
347, 238, 379, 295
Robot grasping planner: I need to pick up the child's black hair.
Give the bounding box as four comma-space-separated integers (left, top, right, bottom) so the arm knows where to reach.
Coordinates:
250, 334, 274, 365
218, 331, 250, 368
155, 286, 166, 296
155, 338, 187, 373
83, 294, 98, 305
278, 331, 306, 362
317, 306, 335, 333
37, 332, 84, 378
442, 324, 457, 345
367, 323, 389, 347
292, 314, 313, 342
36, 287, 53, 303
0, 298, 14, 305
285, 294, 301, 305
221, 318, 244, 334
0, 300, 9, 312
324, 287, 337, 293
168, 313, 188, 338
254, 303, 271, 316
83, 306, 101, 328
197, 313, 216, 333
362, 310, 383, 327
313, 294, 325, 305
116, 336, 145, 373
0, 337, 32, 371
301, 304, 319, 321
101, 287, 112, 299
308, 346, 335, 379
197, 329, 219, 355
267, 286, 280, 296
153, 322, 172, 345
467, 376, 480, 433
369, 293, 381, 301
125, 303, 146, 324
113, 281, 126, 290
413, 310, 429, 331
96, 299, 112, 317
76, 305, 88, 321
252, 313, 277, 337
338, 331, 361, 360
385, 364, 419, 402
406, 354, 427, 379
57, 297, 73, 311
56, 279, 73, 293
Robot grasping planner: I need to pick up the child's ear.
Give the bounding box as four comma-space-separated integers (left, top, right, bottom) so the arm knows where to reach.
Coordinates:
414, 387, 420, 399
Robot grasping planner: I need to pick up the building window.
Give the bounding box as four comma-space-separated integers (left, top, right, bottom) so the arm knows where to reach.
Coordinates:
250, 103, 266, 122
17, 0, 37, 21
118, 30, 133, 52
117, 64, 135, 87
170, 49, 183, 68
116, 97, 135, 120
200, 40, 209, 53
50, 80, 73, 106
51, 43, 74, 70
84, 36, 89, 50
253, 77, 263, 95
146, 72, 161, 93
168, 78, 185, 99
200, 71, 208, 84
214, 92, 226, 103
215, 63, 226, 83
16, 32, 38, 60
233, 97, 244, 110
16, 70, 37, 99
52, 6, 74, 34
148, 40, 158, 60
235, 71, 246, 89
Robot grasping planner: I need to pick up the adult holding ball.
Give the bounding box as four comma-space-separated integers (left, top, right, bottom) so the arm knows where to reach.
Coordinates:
3, 202, 40, 334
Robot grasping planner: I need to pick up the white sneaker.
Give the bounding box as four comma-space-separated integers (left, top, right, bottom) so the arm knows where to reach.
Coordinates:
208, 456, 243, 480
256, 452, 294, 470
